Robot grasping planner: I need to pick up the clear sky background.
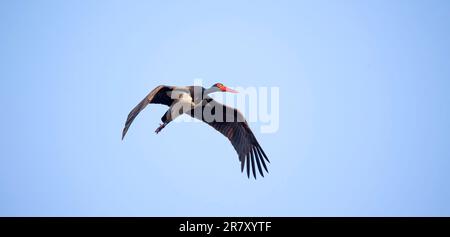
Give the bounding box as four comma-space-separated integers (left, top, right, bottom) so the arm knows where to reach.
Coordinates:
1, 0, 449, 216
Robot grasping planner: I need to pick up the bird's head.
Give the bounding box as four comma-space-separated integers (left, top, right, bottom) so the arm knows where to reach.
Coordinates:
210, 83, 239, 93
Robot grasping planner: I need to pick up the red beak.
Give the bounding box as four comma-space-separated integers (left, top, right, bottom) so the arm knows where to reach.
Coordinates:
223, 86, 239, 93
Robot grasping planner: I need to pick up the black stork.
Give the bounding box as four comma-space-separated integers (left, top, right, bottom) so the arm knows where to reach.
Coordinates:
122, 83, 270, 179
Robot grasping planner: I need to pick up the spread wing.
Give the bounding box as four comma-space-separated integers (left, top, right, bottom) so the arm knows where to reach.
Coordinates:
188, 97, 270, 179
122, 85, 174, 139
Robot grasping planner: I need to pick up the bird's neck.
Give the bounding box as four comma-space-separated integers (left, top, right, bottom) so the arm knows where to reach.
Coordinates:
203, 87, 218, 96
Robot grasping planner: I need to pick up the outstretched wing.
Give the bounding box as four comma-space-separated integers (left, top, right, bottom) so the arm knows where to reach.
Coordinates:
122, 85, 174, 139
188, 97, 270, 179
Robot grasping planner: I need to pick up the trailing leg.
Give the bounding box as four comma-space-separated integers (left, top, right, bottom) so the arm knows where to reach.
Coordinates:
155, 122, 168, 134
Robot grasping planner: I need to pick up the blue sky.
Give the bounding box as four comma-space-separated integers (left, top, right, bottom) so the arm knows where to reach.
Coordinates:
1, 0, 449, 216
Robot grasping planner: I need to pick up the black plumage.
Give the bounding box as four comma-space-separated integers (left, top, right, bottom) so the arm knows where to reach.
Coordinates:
122, 84, 270, 179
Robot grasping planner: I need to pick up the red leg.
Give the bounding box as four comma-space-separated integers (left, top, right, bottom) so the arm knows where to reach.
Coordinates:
155, 123, 167, 134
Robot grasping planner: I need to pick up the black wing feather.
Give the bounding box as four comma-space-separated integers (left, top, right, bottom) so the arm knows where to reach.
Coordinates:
253, 148, 264, 177
246, 155, 250, 178
122, 85, 174, 139
189, 97, 270, 179
255, 147, 268, 173
250, 149, 257, 179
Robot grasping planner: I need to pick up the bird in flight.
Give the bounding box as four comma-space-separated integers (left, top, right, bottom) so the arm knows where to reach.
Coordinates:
122, 83, 270, 179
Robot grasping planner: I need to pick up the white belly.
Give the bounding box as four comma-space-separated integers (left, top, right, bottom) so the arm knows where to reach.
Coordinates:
168, 91, 195, 120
